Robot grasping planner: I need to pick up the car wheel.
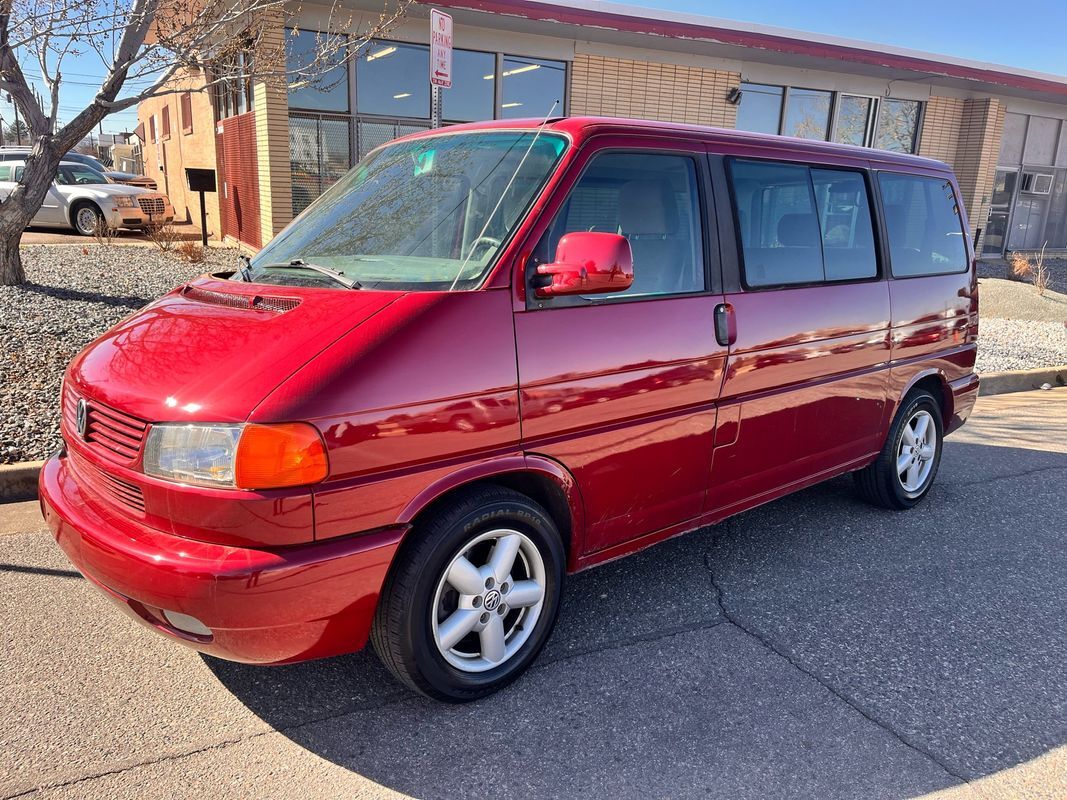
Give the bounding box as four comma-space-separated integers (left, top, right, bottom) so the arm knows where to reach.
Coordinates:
371, 485, 565, 702
854, 389, 944, 510
72, 202, 104, 236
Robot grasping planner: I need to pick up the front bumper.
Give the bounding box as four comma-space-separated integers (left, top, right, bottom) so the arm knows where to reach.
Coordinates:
102, 204, 175, 230
39, 451, 403, 664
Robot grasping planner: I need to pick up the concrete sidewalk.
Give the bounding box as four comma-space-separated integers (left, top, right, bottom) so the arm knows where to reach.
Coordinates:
2, 390, 1065, 799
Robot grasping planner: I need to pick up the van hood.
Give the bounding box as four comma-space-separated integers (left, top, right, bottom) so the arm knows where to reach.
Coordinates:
67, 275, 403, 423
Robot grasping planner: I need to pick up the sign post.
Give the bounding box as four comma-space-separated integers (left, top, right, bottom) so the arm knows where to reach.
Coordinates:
429, 8, 453, 128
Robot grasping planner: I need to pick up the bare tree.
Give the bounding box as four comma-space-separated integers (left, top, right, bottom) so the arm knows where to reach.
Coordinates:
0, 0, 411, 284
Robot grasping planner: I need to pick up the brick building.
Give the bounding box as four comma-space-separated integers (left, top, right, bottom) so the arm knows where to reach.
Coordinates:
138, 0, 1067, 256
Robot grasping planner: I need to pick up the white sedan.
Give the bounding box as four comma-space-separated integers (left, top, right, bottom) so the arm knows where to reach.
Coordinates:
0, 160, 175, 235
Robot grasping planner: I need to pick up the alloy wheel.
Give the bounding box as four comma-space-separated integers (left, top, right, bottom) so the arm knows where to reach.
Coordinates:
897, 408, 937, 493
431, 528, 547, 673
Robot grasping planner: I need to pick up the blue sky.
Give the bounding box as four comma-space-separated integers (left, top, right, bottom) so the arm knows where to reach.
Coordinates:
2, 0, 1064, 138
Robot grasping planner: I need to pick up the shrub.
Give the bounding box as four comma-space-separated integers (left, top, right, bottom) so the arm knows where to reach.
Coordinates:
176, 240, 206, 263
144, 221, 181, 252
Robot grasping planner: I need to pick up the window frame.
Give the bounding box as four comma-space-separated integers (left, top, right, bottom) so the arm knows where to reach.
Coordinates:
874, 169, 970, 280
525, 143, 719, 311
724, 155, 885, 292
180, 92, 194, 135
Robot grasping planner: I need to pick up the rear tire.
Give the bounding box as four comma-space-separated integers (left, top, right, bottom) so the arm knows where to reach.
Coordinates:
371, 485, 565, 703
854, 389, 943, 510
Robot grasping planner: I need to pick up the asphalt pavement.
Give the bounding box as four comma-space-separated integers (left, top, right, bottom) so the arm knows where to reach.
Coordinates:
1, 389, 1064, 799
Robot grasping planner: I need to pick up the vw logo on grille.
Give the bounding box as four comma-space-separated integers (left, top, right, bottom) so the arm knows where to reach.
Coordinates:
75, 399, 88, 439
483, 590, 501, 611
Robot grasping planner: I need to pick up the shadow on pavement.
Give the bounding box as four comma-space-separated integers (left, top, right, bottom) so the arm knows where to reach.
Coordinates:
207, 441, 1066, 799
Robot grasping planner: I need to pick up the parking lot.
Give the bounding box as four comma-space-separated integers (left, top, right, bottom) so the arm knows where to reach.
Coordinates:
1, 389, 1064, 799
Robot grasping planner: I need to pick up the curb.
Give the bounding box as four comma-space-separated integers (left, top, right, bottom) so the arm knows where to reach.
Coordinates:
978, 366, 1067, 397
1, 368, 1064, 505
0, 461, 45, 504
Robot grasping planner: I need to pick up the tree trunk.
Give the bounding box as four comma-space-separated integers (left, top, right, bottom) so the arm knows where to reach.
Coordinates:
0, 228, 24, 285
0, 147, 64, 285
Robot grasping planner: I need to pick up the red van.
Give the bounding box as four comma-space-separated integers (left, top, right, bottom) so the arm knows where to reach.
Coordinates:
40, 117, 979, 701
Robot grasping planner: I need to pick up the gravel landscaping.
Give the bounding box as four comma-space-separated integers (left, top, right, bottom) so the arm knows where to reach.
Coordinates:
0, 244, 238, 464
976, 277, 1067, 373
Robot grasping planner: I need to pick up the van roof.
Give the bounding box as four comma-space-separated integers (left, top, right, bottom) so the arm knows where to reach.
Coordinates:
399, 116, 953, 171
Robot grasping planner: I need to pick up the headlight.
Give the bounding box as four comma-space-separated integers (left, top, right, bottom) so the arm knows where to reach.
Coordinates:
143, 422, 328, 489
114, 195, 136, 208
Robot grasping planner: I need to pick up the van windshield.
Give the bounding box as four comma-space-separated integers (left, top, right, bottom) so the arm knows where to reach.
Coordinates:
249, 130, 568, 291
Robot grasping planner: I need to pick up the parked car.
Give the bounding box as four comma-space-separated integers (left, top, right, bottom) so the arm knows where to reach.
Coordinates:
102, 170, 157, 190
0, 160, 174, 234
40, 117, 979, 702
0, 147, 157, 190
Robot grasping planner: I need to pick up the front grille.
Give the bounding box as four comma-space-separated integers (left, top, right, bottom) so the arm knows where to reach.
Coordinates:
63, 387, 149, 466
138, 197, 166, 215
69, 449, 146, 514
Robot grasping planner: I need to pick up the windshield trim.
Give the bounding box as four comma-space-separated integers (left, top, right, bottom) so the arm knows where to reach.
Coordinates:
254, 128, 572, 293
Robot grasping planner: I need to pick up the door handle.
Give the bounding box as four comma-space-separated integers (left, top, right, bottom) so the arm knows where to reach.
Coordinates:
714, 303, 736, 347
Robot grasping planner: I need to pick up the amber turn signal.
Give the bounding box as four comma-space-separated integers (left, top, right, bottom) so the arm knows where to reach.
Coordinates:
234, 423, 329, 489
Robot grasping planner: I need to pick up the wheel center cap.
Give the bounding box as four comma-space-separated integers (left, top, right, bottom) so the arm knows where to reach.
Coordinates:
483, 590, 502, 611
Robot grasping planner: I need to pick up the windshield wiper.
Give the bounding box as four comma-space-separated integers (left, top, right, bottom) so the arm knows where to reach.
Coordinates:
259, 259, 361, 289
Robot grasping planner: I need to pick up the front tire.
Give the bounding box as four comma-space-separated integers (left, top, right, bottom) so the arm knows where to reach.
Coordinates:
71, 202, 104, 236
371, 485, 565, 702
854, 389, 944, 509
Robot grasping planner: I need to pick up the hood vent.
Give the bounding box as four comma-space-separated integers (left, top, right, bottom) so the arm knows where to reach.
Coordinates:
182, 285, 300, 313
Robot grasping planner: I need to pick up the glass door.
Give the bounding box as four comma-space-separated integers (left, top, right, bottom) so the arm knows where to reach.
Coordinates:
983, 169, 1017, 255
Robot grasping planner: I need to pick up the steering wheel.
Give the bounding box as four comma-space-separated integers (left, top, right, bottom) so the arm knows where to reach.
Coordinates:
467, 236, 501, 258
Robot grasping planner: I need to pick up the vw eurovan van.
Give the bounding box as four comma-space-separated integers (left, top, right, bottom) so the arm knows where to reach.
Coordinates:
41, 117, 979, 701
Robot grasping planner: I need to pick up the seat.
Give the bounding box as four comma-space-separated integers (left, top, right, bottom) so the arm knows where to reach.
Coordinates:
618, 179, 689, 295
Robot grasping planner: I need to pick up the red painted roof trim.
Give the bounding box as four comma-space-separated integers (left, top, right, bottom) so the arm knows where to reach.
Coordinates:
423, 0, 1067, 98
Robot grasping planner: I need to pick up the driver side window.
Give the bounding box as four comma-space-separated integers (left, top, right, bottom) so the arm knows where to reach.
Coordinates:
528, 151, 705, 303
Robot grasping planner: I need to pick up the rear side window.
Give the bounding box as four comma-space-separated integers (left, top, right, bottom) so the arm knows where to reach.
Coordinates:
0, 165, 11, 181
877, 173, 968, 276
729, 159, 878, 287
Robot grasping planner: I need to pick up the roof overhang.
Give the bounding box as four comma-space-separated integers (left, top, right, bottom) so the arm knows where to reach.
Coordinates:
415, 0, 1067, 104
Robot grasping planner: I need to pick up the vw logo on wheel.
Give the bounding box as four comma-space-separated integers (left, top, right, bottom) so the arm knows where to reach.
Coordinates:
483, 590, 501, 611
75, 399, 88, 439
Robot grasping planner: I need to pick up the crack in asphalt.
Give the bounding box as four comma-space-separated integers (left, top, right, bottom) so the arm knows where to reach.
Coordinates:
701, 519, 969, 784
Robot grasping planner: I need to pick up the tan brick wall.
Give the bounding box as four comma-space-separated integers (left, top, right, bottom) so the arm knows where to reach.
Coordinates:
253, 18, 293, 245
952, 98, 1005, 239
570, 54, 739, 128
137, 68, 221, 239
918, 96, 964, 165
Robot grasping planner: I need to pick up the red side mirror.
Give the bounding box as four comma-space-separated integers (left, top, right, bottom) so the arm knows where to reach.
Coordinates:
534, 232, 634, 298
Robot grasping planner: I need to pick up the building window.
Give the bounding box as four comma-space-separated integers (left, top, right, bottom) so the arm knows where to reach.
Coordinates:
289, 115, 352, 216
872, 99, 921, 153
499, 56, 566, 118
738, 83, 920, 153
442, 49, 495, 123
149, 115, 156, 143
180, 93, 193, 135
288, 29, 349, 113
357, 41, 430, 118
161, 106, 171, 140
736, 83, 784, 135
832, 95, 874, 147
211, 48, 255, 120
781, 88, 832, 140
